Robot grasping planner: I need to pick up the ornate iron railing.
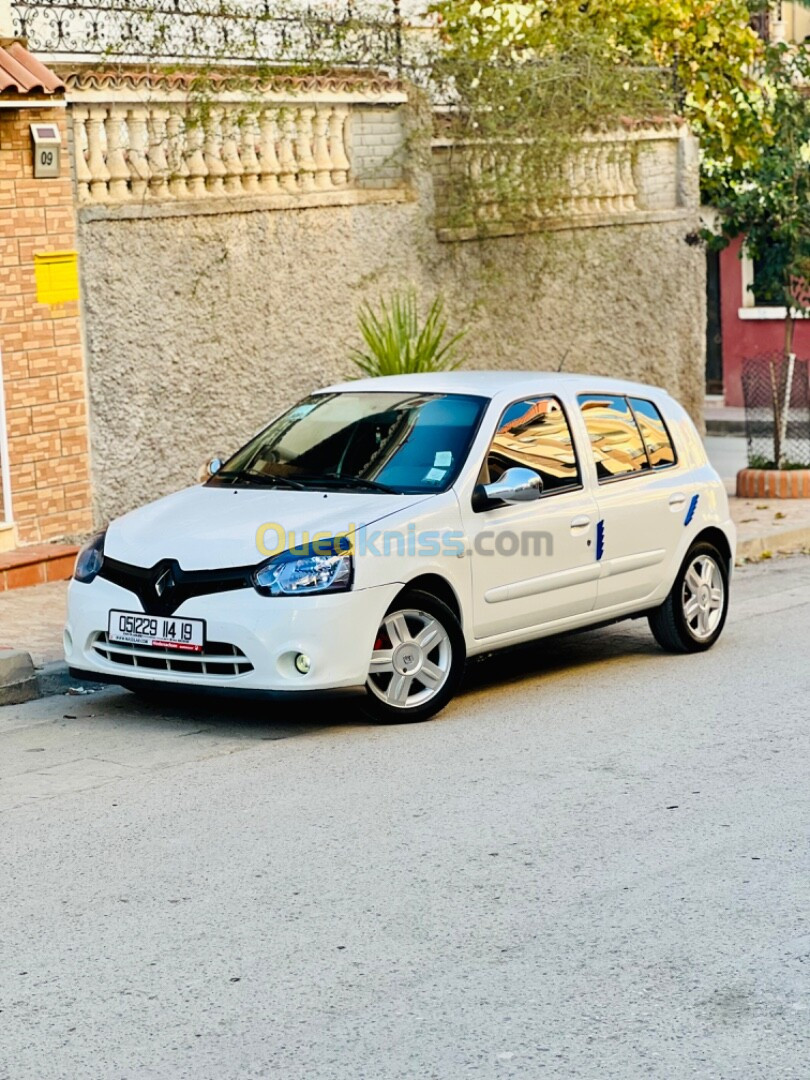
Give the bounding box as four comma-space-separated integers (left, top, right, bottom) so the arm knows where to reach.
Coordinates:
11, 0, 404, 67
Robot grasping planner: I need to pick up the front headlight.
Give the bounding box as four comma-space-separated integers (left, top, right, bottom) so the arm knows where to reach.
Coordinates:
253, 536, 353, 597
74, 530, 106, 584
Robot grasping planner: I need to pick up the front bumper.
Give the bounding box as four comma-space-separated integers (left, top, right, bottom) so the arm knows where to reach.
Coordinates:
65, 576, 401, 694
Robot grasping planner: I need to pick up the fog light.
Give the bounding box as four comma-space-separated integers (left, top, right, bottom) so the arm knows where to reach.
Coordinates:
294, 653, 311, 675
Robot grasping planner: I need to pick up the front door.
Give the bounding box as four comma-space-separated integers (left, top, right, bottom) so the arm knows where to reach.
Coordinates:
460, 396, 599, 640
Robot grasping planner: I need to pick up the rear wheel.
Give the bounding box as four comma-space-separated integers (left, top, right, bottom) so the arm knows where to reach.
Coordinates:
648, 542, 729, 653
362, 589, 465, 723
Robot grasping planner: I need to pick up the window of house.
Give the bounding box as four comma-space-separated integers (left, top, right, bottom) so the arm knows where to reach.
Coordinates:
752, 254, 787, 307
479, 396, 581, 495
628, 398, 677, 469
577, 394, 651, 481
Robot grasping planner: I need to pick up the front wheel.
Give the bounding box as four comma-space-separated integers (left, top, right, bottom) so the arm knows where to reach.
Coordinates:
362, 589, 466, 723
648, 542, 730, 654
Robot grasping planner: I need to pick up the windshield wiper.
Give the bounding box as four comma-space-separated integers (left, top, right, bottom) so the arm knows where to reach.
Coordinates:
214, 470, 394, 493
213, 471, 308, 490
318, 474, 395, 494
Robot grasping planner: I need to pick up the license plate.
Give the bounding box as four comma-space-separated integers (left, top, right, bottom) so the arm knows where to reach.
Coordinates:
108, 610, 205, 652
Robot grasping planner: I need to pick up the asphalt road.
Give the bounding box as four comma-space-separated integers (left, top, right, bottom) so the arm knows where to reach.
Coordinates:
2, 556, 809, 1080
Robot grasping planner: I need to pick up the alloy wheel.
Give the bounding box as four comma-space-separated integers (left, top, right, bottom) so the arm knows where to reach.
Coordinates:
681, 554, 724, 641
367, 608, 452, 710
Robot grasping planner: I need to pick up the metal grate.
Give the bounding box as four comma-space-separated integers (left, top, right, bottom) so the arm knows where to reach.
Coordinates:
11, 0, 404, 67
741, 354, 810, 469
91, 633, 253, 677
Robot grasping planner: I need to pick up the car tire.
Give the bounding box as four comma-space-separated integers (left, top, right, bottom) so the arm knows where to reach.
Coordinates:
648, 541, 730, 654
361, 589, 466, 723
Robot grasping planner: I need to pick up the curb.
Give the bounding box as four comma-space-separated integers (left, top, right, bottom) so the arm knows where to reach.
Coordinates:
736, 525, 810, 561
0, 650, 38, 706
0, 655, 100, 707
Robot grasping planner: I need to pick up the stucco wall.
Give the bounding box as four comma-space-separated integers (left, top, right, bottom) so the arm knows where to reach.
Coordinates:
77, 145, 705, 524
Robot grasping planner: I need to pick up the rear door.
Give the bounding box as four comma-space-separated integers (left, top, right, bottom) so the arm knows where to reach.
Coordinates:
576, 393, 687, 611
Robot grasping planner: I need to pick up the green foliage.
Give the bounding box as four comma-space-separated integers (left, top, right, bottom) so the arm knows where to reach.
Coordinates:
580, 0, 766, 198
710, 45, 810, 326
749, 454, 808, 470
430, 0, 766, 210
430, 4, 670, 228
350, 291, 466, 377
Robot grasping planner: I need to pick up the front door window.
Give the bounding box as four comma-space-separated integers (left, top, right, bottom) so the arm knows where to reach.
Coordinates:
478, 397, 581, 495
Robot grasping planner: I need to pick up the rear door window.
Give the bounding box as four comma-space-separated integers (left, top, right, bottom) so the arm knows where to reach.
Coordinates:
577, 394, 651, 481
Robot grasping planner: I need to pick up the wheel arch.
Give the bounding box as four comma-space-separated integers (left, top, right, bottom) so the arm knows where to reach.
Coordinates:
693, 526, 734, 571
395, 573, 463, 627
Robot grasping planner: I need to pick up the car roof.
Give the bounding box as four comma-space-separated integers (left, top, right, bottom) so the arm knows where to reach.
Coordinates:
322, 371, 673, 403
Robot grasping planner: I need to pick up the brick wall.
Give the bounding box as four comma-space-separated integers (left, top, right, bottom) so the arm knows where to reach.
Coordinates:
0, 105, 93, 545
350, 106, 407, 189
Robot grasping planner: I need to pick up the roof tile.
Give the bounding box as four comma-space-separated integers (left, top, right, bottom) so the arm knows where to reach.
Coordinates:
0, 41, 65, 95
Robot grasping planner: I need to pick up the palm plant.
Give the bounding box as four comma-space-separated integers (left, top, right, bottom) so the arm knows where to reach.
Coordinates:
350, 291, 466, 377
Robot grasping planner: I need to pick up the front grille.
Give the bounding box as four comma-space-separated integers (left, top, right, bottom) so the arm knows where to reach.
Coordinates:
91, 633, 254, 678
98, 557, 253, 616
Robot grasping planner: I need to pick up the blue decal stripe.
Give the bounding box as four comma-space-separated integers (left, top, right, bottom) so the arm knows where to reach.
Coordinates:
596, 519, 605, 561
684, 494, 699, 526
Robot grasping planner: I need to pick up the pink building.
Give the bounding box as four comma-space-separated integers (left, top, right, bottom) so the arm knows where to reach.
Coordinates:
713, 237, 810, 407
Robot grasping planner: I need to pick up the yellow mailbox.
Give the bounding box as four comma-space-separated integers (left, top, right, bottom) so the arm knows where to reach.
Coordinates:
34, 251, 79, 305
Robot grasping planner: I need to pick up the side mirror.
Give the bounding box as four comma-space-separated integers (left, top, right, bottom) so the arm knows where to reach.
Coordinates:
199, 454, 226, 483
474, 467, 543, 510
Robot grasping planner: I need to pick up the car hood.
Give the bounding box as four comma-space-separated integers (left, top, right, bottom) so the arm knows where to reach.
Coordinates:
105, 485, 432, 570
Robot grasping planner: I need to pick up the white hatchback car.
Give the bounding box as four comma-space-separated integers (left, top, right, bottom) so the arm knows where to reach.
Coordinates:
66, 373, 735, 722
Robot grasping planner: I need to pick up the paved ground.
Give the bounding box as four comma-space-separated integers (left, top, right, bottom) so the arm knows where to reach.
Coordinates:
1, 555, 808, 1079
0, 580, 67, 665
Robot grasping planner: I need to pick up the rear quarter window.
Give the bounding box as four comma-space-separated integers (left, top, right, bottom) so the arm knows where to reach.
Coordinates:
628, 397, 677, 469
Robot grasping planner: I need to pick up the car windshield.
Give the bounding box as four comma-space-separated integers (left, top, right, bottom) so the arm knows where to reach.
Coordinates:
210, 391, 488, 495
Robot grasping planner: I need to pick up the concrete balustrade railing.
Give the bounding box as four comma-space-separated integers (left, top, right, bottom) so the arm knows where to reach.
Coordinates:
70, 100, 355, 205
431, 124, 695, 237
433, 134, 638, 221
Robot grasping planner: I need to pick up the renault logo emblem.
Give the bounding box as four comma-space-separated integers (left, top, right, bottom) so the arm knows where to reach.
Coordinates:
154, 567, 175, 598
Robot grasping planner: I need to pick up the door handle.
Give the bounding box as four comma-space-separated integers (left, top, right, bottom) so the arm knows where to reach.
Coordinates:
668, 493, 687, 510
570, 515, 591, 534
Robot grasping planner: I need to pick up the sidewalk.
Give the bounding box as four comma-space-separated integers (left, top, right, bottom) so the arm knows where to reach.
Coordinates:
0, 581, 70, 704
732, 496, 810, 559
0, 580, 67, 666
